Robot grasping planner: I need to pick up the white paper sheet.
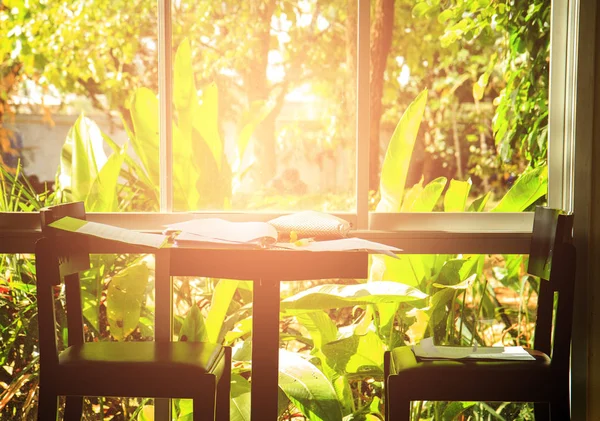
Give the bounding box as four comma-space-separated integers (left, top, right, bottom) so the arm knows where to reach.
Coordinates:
49, 217, 168, 249
275, 237, 401, 257
165, 219, 277, 244
173, 231, 264, 248
413, 337, 535, 361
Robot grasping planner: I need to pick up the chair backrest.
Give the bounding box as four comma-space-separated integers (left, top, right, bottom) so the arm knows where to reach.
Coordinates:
36, 202, 91, 370
528, 207, 575, 372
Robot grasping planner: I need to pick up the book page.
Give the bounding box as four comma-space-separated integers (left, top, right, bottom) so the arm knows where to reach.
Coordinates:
413, 337, 535, 361
166, 219, 277, 244
49, 217, 168, 249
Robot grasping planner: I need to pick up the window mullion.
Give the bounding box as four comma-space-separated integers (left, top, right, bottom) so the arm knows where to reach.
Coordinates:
158, 0, 173, 212
548, 0, 570, 211
356, 0, 370, 230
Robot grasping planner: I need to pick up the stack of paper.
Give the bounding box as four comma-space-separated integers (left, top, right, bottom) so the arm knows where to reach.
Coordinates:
275, 237, 401, 257
165, 219, 278, 247
413, 337, 535, 361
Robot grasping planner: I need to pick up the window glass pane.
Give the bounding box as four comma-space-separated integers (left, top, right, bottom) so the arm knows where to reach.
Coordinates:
1, 2, 159, 212
372, 0, 550, 213
170, 0, 356, 212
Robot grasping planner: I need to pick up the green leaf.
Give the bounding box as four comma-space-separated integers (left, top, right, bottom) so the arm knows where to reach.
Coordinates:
279, 349, 343, 421
130, 87, 160, 187
85, 148, 125, 212
58, 114, 108, 202
468, 191, 491, 212
473, 70, 491, 101
409, 177, 447, 212
435, 259, 466, 287
281, 281, 427, 312
442, 401, 478, 421
295, 311, 338, 351
225, 316, 253, 343
173, 38, 196, 113
370, 255, 425, 288
377, 89, 428, 212
433, 273, 477, 290
491, 166, 548, 212
206, 280, 239, 344
106, 262, 149, 341
428, 288, 456, 327
443, 179, 472, 212
230, 374, 251, 421
193, 82, 223, 170
322, 332, 385, 375
179, 304, 208, 342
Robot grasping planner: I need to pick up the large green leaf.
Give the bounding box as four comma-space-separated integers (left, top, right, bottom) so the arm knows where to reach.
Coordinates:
377, 89, 428, 212
57, 114, 108, 201
468, 191, 491, 212
130, 87, 160, 186
434, 259, 466, 287
442, 402, 478, 421
280, 281, 427, 312
106, 262, 149, 340
206, 280, 239, 344
85, 148, 125, 212
278, 349, 343, 421
179, 304, 208, 342
295, 311, 338, 351
193, 82, 223, 170
401, 176, 447, 212
322, 331, 385, 374
173, 38, 196, 115
230, 374, 251, 421
443, 179, 472, 212
491, 166, 548, 212
370, 255, 426, 288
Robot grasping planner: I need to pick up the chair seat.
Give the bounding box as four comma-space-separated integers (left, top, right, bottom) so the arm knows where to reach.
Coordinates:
387, 346, 555, 402
54, 341, 227, 398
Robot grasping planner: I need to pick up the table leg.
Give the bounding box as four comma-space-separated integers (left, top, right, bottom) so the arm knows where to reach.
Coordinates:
251, 279, 281, 421
155, 250, 172, 421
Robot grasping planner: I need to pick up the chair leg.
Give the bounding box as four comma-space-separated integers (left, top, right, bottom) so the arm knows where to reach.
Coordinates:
216, 347, 232, 421
194, 377, 217, 421
533, 402, 550, 421
64, 396, 84, 421
550, 398, 570, 420
37, 389, 58, 421
386, 393, 411, 421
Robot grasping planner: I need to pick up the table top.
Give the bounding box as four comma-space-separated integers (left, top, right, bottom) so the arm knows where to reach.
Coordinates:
46, 235, 370, 281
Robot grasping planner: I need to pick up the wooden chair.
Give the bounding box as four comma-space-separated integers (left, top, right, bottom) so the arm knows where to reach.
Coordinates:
35, 202, 231, 421
384, 207, 576, 421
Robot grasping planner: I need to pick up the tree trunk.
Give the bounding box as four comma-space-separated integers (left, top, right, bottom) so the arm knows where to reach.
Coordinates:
345, 0, 358, 126
246, 0, 277, 185
369, 0, 395, 191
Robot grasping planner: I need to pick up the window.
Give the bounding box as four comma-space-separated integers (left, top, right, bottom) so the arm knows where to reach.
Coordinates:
1, 0, 576, 229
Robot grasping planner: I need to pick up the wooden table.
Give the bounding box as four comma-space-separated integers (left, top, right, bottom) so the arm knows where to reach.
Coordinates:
160, 245, 369, 420
67, 238, 367, 419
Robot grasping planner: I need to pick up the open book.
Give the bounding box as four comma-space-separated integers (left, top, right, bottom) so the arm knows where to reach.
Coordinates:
413, 337, 535, 361
165, 219, 278, 247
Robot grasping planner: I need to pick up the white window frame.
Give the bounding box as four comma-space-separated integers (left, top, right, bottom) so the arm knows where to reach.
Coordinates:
0, 0, 582, 250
